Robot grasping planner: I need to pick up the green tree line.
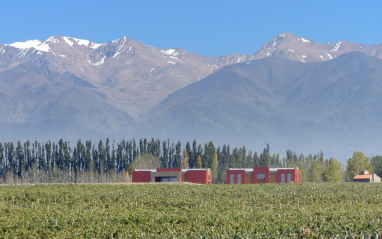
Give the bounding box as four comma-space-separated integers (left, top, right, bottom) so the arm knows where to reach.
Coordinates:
0, 138, 380, 184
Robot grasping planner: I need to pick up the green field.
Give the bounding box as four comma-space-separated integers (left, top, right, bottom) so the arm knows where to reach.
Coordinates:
0, 183, 381, 238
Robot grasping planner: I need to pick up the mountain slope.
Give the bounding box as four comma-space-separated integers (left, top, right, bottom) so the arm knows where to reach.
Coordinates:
253, 33, 382, 62
0, 36, 253, 119
0, 59, 135, 142
2, 34, 382, 159
143, 52, 382, 158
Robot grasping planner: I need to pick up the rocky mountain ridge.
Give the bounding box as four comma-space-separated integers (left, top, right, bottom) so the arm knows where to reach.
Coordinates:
1, 36, 241, 118
143, 52, 382, 158
2, 33, 382, 119
1, 33, 382, 158
253, 33, 382, 62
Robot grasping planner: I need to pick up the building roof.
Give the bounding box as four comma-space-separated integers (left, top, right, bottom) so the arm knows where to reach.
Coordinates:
228, 168, 254, 172
353, 174, 372, 180
134, 168, 210, 173
228, 167, 298, 172
134, 169, 156, 172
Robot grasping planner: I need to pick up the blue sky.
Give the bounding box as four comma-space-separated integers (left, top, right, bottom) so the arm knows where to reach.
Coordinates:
1, 0, 381, 57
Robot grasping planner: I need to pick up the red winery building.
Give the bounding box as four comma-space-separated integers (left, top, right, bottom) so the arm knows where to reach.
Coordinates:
226, 167, 301, 184
132, 168, 212, 184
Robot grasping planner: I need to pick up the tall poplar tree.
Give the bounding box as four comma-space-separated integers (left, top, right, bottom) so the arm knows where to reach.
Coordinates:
323, 158, 343, 182
211, 153, 218, 183
181, 149, 189, 169
346, 151, 373, 181
196, 155, 202, 168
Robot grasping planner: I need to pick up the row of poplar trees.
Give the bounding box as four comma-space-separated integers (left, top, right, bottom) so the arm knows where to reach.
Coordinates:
0, 138, 380, 184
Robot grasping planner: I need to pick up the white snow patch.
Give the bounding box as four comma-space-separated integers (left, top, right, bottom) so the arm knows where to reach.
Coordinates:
113, 38, 127, 58
45, 36, 60, 44
8, 40, 42, 49
161, 49, 176, 55
266, 51, 270, 57
34, 42, 51, 52
160, 48, 180, 60
113, 49, 124, 58
320, 55, 324, 60
272, 40, 277, 47
245, 61, 251, 64
168, 61, 176, 65
63, 36, 102, 48
74, 38, 90, 47
92, 56, 106, 65
11, 38, 52, 52
160, 49, 180, 57
59, 54, 67, 57
63, 37, 74, 46
17, 49, 29, 58
301, 38, 310, 43
327, 53, 333, 59
90, 43, 102, 49
0, 47, 5, 54
9, 37, 102, 53
80, 67, 84, 72
37, 51, 42, 55
331, 41, 342, 51
302, 55, 307, 58
288, 49, 295, 52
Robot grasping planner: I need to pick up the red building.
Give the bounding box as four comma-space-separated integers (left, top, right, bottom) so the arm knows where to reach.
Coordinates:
132, 168, 212, 184
353, 170, 381, 183
226, 167, 301, 184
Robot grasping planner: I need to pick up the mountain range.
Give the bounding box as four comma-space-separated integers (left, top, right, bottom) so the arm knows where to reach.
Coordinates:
1, 33, 382, 159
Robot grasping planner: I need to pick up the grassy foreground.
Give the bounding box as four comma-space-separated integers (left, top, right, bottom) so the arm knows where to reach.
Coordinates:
0, 183, 381, 238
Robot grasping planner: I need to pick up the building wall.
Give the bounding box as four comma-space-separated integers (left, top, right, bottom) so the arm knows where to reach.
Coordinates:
157, 168, 182, 172
151, 171, 181, 182
354, 174, 381, 183
354, 178, 371, 183
187, 169, 212, 184
226, 167, 302, 184
245, 173, 252, 184
277, 169, 301, 183
253, 167, 270, 184
372, 174, 381, 183
226, 170, 246, 184
132, 171, 151, 183
269, 172, 277, 183
132, 168, 211, 184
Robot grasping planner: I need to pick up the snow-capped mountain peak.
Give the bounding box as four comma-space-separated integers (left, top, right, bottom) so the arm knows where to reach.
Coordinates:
160, 48, 180, 60
8, 39, 50, 53
8, 40, 43, 50
6, 36, 103, 54
61, 36, 102, 49
252, 33, 382, 62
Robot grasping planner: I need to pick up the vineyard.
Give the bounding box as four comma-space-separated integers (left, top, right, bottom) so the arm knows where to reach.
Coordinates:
0, 183, 382, 238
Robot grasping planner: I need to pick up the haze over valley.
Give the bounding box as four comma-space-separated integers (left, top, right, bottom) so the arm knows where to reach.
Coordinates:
1, 33, 382, 160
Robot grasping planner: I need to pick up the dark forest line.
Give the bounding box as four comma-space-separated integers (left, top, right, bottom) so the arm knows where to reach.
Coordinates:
0, 138, 381, 184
